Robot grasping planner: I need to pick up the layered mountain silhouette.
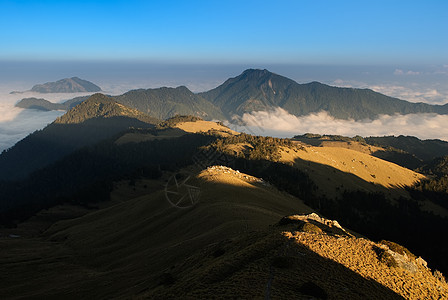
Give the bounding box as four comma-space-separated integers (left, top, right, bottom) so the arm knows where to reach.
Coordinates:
0, 94, 158, 180
16, 69, 448, 120
11, 77, 101, 94
15, 96, 89, 111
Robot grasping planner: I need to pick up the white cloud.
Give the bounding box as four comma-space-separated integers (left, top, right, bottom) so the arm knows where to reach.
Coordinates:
0, 107, 64, 152
394, 69, 420, 76
230, 108, 448, 141
0, 90, 72, 152
333, 79, 345, 85
367, 84, 447, 104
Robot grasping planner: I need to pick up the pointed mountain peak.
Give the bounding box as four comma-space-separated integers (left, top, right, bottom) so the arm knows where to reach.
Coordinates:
83, 92, 113, 103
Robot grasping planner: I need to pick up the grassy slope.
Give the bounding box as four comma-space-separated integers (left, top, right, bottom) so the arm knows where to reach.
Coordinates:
281, 145, 424, 190
174, 120, 239, 136
0, 168, 446, 298
0, 168, 312, 299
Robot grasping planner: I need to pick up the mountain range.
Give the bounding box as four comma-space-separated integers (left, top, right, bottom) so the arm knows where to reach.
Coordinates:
16, 69, 448, 120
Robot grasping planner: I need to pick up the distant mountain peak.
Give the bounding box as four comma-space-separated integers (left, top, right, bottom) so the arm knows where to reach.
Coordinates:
28, 77, 102, 93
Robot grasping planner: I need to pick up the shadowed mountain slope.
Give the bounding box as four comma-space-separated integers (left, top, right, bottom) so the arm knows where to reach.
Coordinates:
0, 94, 159, 180
365, 135, 448, 162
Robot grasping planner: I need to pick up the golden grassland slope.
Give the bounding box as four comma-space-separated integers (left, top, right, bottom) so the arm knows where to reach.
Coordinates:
174, 120, 238, 136
282, 230, 448, 299
280, 145, 425, 198
318, 140, 384, 154
293, 138, 384, 155
114, 120, 237, 145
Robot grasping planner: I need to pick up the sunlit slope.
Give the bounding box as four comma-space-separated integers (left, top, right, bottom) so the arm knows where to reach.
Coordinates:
280, 145, 425, 196
142, 214, 448, 299
115, 120, 238, 145
174, 120, 238, 136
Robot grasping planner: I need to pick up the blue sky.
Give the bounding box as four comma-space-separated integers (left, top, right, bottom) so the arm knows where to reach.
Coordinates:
1, 0, 447, 65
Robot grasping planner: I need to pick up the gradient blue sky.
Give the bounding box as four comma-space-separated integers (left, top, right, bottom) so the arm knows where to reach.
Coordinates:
1, 0, 447, 65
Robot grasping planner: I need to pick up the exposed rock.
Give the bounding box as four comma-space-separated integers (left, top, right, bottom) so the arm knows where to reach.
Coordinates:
279, 213, 354, 237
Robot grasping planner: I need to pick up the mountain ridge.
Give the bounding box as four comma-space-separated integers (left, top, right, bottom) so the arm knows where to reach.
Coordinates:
200, 69, 448, 120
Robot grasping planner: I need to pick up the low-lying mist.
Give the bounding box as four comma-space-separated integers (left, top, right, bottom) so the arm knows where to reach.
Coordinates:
230, 108, 448, 141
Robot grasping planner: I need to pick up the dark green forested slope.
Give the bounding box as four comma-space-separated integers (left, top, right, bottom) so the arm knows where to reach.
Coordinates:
365, 135, 448, 162
114, 86, 225, 120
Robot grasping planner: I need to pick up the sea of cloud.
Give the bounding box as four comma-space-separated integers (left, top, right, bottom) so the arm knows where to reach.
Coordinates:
229, 108, 448, 141
1, 63, 447, 152
0, 85, 84, 152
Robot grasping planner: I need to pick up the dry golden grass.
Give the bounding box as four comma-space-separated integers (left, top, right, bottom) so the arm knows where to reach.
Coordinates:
283, 231, 448, 299
1, 166, 444, 299
293, 137, 384, 155
319, 140, 384, 154
280, 145, 425, 199
281, 146, 424, 189
0, 167, 312, 299
174, 120, 238, 136
142, 222, 448, 299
